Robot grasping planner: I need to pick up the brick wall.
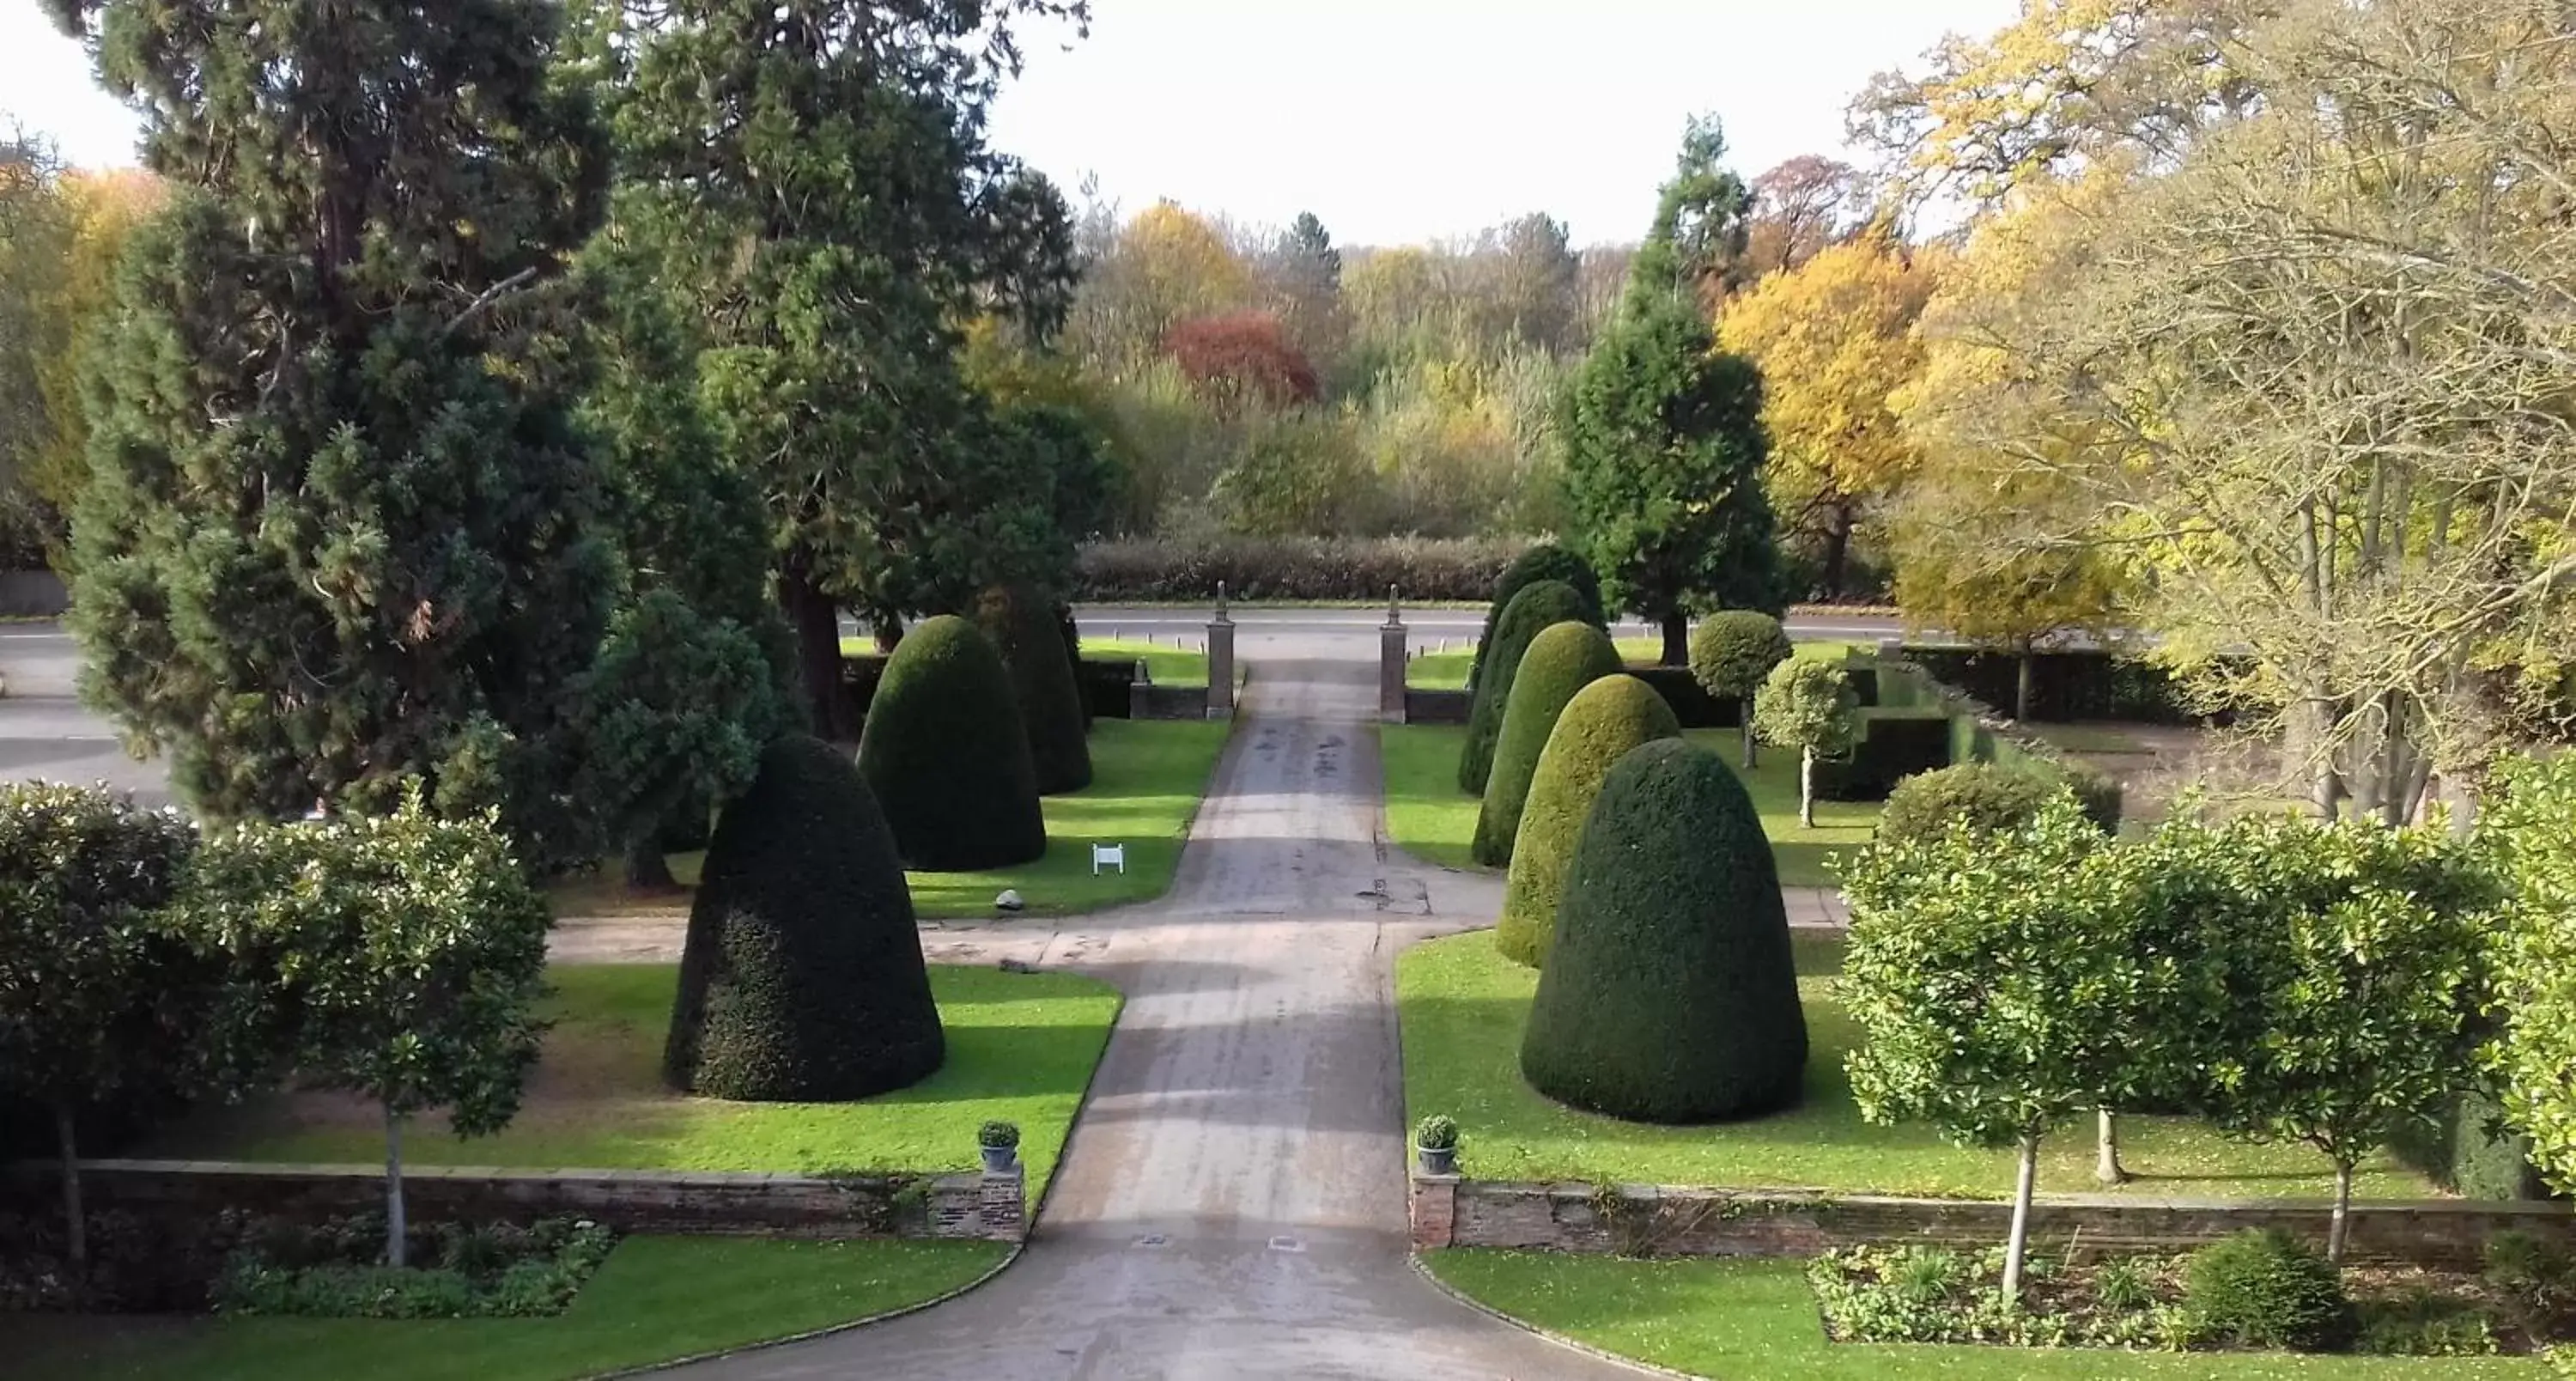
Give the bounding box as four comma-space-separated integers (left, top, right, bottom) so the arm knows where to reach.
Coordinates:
8, 1159, 1027, 1244
1412, 1176, 2575, 1269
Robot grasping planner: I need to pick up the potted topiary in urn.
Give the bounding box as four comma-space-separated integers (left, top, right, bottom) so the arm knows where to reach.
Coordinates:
1414, 1114, 1460, 1175
979, 1120, 1022, 1173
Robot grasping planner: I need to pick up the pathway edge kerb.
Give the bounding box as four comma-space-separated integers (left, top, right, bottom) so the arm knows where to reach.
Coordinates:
1020, 979, 1131, 1232
589, 1242, 1023, 1379
1406, 1251, 1687, 1381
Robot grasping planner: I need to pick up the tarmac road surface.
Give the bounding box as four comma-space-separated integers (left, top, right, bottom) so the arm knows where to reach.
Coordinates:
675, 625, 1638, 1379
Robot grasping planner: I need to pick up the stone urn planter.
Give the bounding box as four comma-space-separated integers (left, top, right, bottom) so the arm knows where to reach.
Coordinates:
979, 1119, 1021, 1173
1414, 1114, 1459, 1176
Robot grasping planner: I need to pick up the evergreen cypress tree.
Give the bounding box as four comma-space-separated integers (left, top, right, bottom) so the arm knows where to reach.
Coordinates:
1564, 116, 1784, 666
51, 0, 613, 866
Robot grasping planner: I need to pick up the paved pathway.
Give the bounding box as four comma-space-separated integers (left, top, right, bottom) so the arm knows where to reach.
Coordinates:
673, 627, 1641, 1379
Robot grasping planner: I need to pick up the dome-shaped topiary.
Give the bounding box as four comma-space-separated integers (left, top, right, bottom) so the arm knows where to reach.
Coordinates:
976, 585, 1091, 795
857, 614, 1048, 870
1472, 622, 1624, 866
1877, 763, 2067, 848
665, 735, 945, 1100
1520, 738, 1808, 1122
1494, 676, 1682, 967
1468, 544, 1605, 691
1460, 579, 1605, 794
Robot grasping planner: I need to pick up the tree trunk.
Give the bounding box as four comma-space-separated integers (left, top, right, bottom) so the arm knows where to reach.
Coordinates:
1822, 503, 1854, 602
54, 1101, 85, 1273
2094, 1109, 2127, 1186
1660, 610, 1688, 667
624, 837, 676, 891
2328, 1160, 2354, 1265
2003, 1129, 2041, 1302
1799, 746, 1816, 829
2014, 647, 2036, 722
778, 550, 848, 741
1740, 708, 1759, 770
385, 1106, 408, 1269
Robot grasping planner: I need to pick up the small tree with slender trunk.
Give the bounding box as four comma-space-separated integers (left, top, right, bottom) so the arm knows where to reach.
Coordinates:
1842, 796, 2162, 1300
1688, 611, 1793, 768
178, 792, 549, 1268
2156, 812, 2498, 1263
0, 785, 223, 1275
1752, 657, 1856, 827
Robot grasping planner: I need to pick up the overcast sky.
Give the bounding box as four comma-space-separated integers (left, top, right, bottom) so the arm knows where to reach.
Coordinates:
3, 0, 2016, 247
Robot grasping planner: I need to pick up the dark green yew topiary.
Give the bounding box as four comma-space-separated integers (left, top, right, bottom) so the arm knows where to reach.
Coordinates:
1468, 544, 1605, 691
857, 614, 1047, 870
1473, 622, 1623, 866
1520, 738, 1809, 1122
1494, 676, 1682, 967
1460, 579, 1605, 794
976, 585, 1091, 795
665, 735, 945, 1100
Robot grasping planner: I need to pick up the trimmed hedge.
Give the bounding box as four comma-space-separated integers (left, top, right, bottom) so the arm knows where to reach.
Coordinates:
1811, 710, 1953, 802
2389, 1088, 2555, 1202
1903, 647, 2206, 726
1520, 739, 1809, 1122
1623, 664, 1735, 728
1494, 675, 1682, 967
1473, 622, 1623, 866
1459, 581, 1603, 794
1073, 536, 1526, 602
665, 736, 945, 1100
856, 615, 1047, 871
1876, 762, 2066, 848
1467, 544, 1604, 691
977, 585, 1092, 794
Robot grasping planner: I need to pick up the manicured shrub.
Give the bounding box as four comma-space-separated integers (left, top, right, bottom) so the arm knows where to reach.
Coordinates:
2182, 1230, 2355, 1352
1519, 739, 1808, 1122
1472, 622, 1623, 867
1467, 544, 1604, 690
1459, 580, 1603, 794
1494, 675, 1682, 968
976, 585, 1091, 794
1688, 611, 1792, 766
1073, 536, 1524, 602
665, 735, 945, 1101
1877, 763, 2067, 848
856, 614, 1046, 870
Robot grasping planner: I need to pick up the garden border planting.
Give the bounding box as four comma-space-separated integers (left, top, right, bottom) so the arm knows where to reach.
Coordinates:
1408, 1175, 2575, 1270
7, 1159, 1028, 1244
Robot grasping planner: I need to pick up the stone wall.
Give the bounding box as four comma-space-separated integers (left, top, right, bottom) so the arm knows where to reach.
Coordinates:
8, 1159, 1026, 1243
1411, 1176, 2575, 1269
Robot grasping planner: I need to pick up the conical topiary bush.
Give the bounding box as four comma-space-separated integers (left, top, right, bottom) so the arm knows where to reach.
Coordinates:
1472, 621, 1623, 866
1460, 579, 1604, 794
1519, 738, 1808, 1122
1494, 675, 1682, 967
665, 735, 945, 1100
1468, 544, 1604, 691
857, 614, 1047, 870
977, 584, 1092, 795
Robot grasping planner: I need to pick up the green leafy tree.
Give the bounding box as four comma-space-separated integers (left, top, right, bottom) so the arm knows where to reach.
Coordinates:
0, 784, 224, 1271
51, 0, 616, 867
1689, 611, 1793, 767
2490, 753, 2576, 1195
1564, 118, 1781, 666
177, 793, 550, 1268
1841, 796, 2151, 1299
577, 592, 791, 889
1753, 657, 1857, 827
2155, 813, 2500, 1262
595, 0, 1083, 736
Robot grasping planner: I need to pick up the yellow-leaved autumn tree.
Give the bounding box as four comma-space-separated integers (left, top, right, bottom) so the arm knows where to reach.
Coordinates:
1717, 230, 1937, 599
28, 169, 164, 533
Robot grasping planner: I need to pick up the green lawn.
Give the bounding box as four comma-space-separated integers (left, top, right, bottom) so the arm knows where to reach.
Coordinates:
903, 717, 1229, 918
1397, 929, 2431, 1202
549, 718, 1229, 921
3, 1237, 1010, 1381
1404, 638, 1863, 691
1422, 1250, 2537, 1380
1078, 636, 1212, 687
1377, 724, 1878, 887
147, 964, 1120, 1195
